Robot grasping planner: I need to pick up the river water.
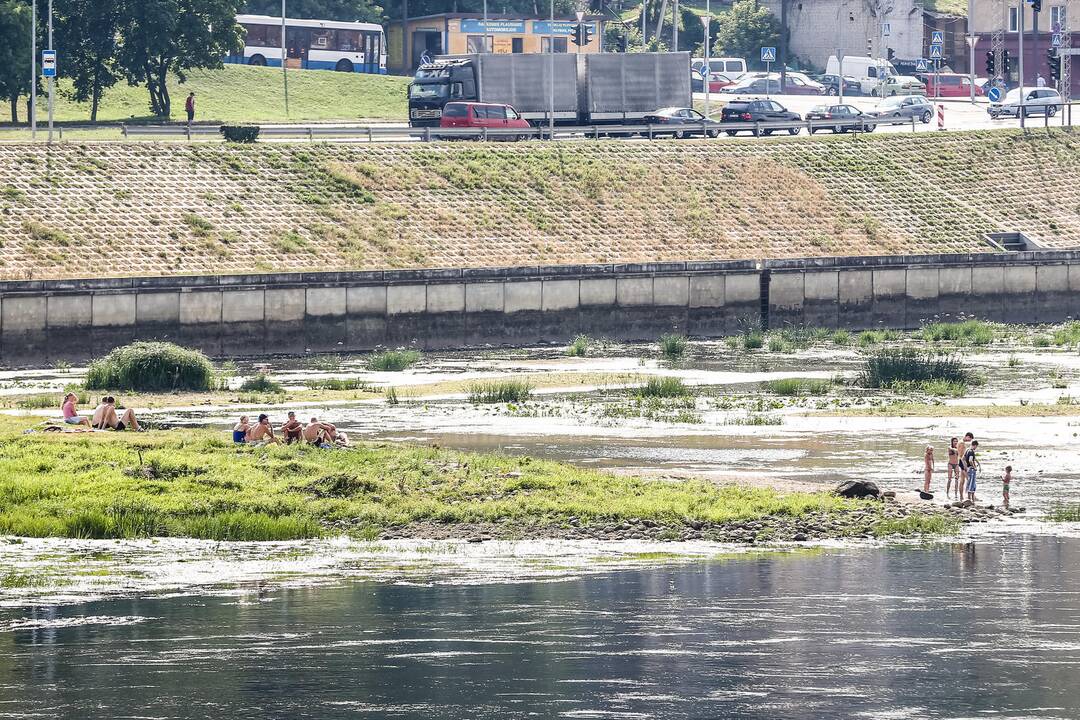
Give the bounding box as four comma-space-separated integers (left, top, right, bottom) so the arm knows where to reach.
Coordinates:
3, 532, 1080, 719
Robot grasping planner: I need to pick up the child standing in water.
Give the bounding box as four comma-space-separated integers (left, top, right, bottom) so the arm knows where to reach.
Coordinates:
923, 445, 935, 493
946, 437, 960, 498
1002, 465, 1013, 509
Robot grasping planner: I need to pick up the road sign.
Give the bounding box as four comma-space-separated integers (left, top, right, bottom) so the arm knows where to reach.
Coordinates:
882, 22, 891, 37
988, 87, 1002, 102
916, 58, 928, 72
41, 50, 56, 78
1052, 33, 1062, 48
931, 31, 944, 45
761, 46, 777, 62
929, 44, 943, 60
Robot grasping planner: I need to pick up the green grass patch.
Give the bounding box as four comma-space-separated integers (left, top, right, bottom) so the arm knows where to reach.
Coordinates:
743, 331, 764, 350
831, 330, 851, 346
872, 514, 961, 537
0, 420, 871, 540
369, 350, 421, 371
1051, 322, 1080, 347
859, 349, 972, 388
303, 377, 370, 391
658, 333, 688, 359
239, 372, 283, 393
921, 320, 995, 346
762, 378, 832, 396
467, 380, 533, 404
889, 379, 968, 398
637, 377, 691, 398
725, 413, 784, 426
85, 341, 215, 392
567, 334, 591, 358
1046, 503, 1080, 522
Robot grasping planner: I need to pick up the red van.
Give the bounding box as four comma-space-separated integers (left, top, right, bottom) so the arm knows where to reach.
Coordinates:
917, 73, 982, 98
439, 101, 532, 140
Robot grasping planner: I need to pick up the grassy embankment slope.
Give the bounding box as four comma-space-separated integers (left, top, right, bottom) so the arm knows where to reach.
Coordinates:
2, 65, 408, 127
0, 419, 879, 541
1, 130, 1079, 280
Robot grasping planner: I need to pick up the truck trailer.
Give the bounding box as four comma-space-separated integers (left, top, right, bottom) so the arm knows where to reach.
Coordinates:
407, 52, 691, 127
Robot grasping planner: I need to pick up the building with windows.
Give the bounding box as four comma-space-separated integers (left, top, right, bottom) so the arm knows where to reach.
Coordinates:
969, 1, 1077, 94
387, 13, 603, 74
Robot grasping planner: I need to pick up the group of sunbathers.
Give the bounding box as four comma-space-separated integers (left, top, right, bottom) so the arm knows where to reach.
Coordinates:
61, 393, 141, 431
233, 411, 349, 448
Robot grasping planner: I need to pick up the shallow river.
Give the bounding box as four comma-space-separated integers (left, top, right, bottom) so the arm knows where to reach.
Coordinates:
4, 533, 1080, 719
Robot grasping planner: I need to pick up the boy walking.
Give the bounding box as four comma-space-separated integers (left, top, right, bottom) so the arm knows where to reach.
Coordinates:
963, 440, 980, 502
185, 92, 196, 127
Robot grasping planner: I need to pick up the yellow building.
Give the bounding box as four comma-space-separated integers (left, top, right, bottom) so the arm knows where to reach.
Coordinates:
387, 13, 604, 74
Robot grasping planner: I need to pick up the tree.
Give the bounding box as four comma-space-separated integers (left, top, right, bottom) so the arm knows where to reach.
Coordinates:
714, 0, 780, 70
117, 0, 244, 118
243, 0, 382, 22
55, 0, 125, 123
0, 0, 32, 123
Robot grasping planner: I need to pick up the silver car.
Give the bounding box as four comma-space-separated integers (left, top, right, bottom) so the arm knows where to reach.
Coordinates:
867, 94, 935, 124
989, 87, 1062, 118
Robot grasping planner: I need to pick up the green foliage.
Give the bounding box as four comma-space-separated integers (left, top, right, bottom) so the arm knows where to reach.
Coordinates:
743, 331, 764, 349
860, 349, 972, 388
17, 389, 89, 409
637, 377, 691, 398
1034, 335, 1052, 347
54, 0, 124, 122
659, 333, 688, 359
921, 320, 995, 346
304, 377, 369, 391
220, 125, 260, 143
889, 379, 968, 397
243, 0, 382, 23
0, 0, 32, 123
1052, 321, 1080, 347
714, 0, 782, 71
567, 334, 591, 358
467, 379, 533, 404
368, 349, 421, 371
239, 372, 283, 393
831, 330, 851, 346
763, 378, 831, 396
872, 514, 960, 537
1046, 503, 1080, 522
85, 341, 215, 391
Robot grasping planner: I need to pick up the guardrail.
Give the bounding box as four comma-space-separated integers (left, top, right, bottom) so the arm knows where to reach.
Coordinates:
107, 106, 1073, 143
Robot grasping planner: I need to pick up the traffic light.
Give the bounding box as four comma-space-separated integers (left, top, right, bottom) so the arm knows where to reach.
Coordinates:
1048, 47, 1061, 82
866, 38, 873, 57
1002, 49, 1011, 76
985, 50, 995, 76
571, 22, 587, 47
1030, 0, 1042, 11
584, 23, 594, 46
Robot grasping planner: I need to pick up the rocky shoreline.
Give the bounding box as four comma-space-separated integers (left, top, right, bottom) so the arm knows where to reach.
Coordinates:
366, 497, 1023, 544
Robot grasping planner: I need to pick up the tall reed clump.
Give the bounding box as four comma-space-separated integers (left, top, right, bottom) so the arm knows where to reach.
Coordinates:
921, 320, 995, 346
368, 349, 421, 371
859, 349, 972, 389
467, 379, 533, 404
85, 342, 215, 391
567, 334, 591, 357
637, 377, 691, 398
659, 333, 688, 359
762, 378, 832, 396
239, 372, 284, 393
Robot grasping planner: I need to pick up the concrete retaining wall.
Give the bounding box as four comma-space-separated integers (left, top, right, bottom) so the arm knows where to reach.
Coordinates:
1, 251, 1078, 365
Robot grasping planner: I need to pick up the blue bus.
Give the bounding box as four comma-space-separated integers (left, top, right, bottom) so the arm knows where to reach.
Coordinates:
227, 14, 386, 74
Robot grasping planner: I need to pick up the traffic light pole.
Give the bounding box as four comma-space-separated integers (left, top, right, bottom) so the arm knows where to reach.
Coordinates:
1019, 3, 1025, 128
967, 35, 978, 103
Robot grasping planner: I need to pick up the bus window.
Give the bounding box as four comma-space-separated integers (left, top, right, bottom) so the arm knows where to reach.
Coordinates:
243, 23, 281, 48
310, 28, 335, 49
365, 33, 374, 63
338, 30, 360, 51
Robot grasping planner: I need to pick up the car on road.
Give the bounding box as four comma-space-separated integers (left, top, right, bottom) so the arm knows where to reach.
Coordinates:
719, 99, 802, 136
782, 72, 827, 95
692, 71, 740, 93
643, 107, 723, 138
988, 87, 1062, 118
865, 95, 934, 124
692, 57, 747, 79
816, 74, 862, 96
439, 101, 532, 140
881, 74, 926, 96
918, 72, 981, 98
720, 76, 781, 95
805, 104, 876, 133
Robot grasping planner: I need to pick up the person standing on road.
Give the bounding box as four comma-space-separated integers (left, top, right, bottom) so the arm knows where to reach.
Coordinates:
185, 92, 196, 127
1037, 74, 1047, 88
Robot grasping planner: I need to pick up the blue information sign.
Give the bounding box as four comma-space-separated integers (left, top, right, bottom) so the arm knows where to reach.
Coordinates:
459, 19, 526, 33
41, 50, 56, 78
532, 20, 592, 35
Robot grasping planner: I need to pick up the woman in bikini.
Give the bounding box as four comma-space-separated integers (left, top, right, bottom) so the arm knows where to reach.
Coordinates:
946, 437, 960, 499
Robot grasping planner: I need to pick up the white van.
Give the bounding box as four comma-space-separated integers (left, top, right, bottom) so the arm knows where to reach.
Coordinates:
692, 57, 747, 78
826, 56, 898, 95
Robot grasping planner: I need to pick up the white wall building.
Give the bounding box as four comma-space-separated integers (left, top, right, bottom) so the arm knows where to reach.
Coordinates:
762, 0, 925, 69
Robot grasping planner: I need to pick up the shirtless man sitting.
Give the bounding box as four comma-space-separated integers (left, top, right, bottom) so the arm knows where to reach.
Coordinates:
92, 396, 141, 431
279, 411, 303, 444
302, 416, 338, 446
246, 413, 278, 444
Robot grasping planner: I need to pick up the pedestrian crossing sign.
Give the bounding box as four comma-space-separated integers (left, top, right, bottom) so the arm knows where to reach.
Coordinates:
929, 44, 943, 60
931, 31, 944, 45
916, 59, 928, 72
761, 46, 777, 63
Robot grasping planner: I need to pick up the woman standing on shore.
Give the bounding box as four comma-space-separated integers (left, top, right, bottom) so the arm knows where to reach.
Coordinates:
923, 445, 935, 493
946, 437, 960, 498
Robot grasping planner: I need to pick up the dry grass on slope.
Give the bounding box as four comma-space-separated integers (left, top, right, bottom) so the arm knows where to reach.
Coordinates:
0, 130, 1076, 280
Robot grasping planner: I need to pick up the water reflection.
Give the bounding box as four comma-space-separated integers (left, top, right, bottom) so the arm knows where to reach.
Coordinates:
4, 535, 1080, 719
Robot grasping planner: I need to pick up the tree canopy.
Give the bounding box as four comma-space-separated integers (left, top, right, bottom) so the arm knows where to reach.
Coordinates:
714, 0, 781, 70
0, 0, 32, 123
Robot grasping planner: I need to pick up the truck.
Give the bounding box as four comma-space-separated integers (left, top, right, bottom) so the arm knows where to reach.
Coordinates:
407, 52, 691, 127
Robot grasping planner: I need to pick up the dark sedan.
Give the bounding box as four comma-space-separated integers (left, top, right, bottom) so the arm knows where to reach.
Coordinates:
816, 74, 862, 97
642, 107, 722, 138
719, 99, 802, 137
805, 104, 876, 133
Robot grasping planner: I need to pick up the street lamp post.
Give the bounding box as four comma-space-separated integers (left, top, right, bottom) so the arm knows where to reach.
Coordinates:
700, 7, 710, 121
548, 0, 554, 138
966, 34, 979, 103
47, 0, 53, 143
30, 0, 36, 139
282, 0, 289, 117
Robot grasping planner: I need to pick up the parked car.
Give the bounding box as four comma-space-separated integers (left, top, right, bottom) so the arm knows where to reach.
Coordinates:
439, 101, 532, 140
719, 99, 801, 136
881, 74, 926, 96
918, 72, 982, 98
692, 70, 740, 93
865, 95, 934, 124
691, 56, 747, 78
643, 107, 723, 138
805, 104, 876, 133
783, 72, 827, 95
720, 77, 781, 95
816, 74, 862, 96
988, 87, 1062, 118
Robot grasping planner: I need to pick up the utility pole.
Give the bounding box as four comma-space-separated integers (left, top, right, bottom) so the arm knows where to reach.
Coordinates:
672, 0, 678, 51
641, 0, 646, 48
967, 35, 979, 103
1019, 0, 1026, 128
46, 0, 53, 144
282, 0, 289, 117
30, 0, 36, 140
701, 0, 710, 119
779, 0, 788, 93
548, 0, 554, 138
